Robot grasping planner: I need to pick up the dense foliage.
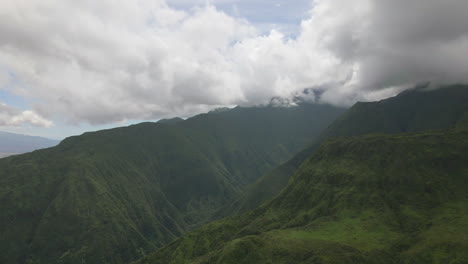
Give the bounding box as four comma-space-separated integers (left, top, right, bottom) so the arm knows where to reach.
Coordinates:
138, 129, 468, 264
0, 104, 344, 264
2, 85, 467, 264
219, 85, 468, 217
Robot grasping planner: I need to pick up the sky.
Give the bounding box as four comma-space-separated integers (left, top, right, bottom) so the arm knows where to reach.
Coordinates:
1, 0, 468, 139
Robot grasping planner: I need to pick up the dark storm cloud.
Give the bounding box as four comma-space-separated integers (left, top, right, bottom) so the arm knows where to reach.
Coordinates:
321, 0, 468, 91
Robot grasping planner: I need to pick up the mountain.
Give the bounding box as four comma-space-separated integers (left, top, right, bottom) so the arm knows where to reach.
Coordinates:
0, 131, 59, 157
218, 85, 468, 217
323, 84, 468, 137
0, 103, 345, 264
157, 117, 184, 125
138, 128, 468, 264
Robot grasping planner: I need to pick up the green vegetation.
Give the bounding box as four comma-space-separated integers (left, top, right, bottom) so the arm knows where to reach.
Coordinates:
219, 85, 468, 218
2, 85, 467, 264
0, 103, 344, 264
323, 84, 468, 137
138, 129, 468, 264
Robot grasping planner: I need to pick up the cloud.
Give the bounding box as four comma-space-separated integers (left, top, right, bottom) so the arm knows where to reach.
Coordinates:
0, 103, 53, 127
0, 0, 467, 125
308, 0, 468, 95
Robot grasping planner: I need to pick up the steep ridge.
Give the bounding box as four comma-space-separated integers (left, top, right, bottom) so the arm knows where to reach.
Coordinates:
0, 103, 344, 264
323, 84, 468, 137
219, 85, 468, 217
139, 128, 468, 264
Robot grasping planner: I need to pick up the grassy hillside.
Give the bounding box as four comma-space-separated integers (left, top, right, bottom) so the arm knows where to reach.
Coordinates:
139, 128, 468, 264
220, 85, 468, 217
0, 103, 344, 264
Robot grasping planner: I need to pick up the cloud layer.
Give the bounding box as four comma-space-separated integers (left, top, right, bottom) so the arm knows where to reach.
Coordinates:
1, 0, 468, 125
0, 103, 52, 127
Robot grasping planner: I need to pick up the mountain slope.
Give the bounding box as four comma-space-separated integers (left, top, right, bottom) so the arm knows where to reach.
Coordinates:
139, 128, 468, 264
0, 103, 344, 264
219, 85, 468, 217
323, 84, 468, 137
0, 131, 59, 157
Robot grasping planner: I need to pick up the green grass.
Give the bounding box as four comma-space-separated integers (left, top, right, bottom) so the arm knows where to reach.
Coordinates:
401, 200, 468, 264
280, 210, 402, 251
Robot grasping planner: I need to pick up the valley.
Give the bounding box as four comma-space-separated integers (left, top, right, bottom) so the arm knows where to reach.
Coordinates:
0, 85, 467, 264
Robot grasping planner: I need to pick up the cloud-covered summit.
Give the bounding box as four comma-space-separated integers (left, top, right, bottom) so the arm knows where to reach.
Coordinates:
1, 0, 468, 125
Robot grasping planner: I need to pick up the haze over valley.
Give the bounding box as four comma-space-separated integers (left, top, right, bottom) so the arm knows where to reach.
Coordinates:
0, 131, 59, 158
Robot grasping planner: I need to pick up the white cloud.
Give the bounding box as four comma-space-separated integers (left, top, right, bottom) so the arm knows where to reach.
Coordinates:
0, 0, 467, 125
0, 103, 53, 127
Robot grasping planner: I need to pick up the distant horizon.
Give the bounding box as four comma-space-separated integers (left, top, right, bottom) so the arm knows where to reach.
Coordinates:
0, 97, 352, 139
0, 84, 454, 139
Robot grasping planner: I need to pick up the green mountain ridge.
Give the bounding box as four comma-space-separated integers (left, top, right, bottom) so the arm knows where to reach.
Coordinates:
2, 85, 467, 264
0, 103, 344, 264
138, 128, 468, 264
218, 85, 468, 218
324, 84, 468, 137
137, 85, 468, 264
